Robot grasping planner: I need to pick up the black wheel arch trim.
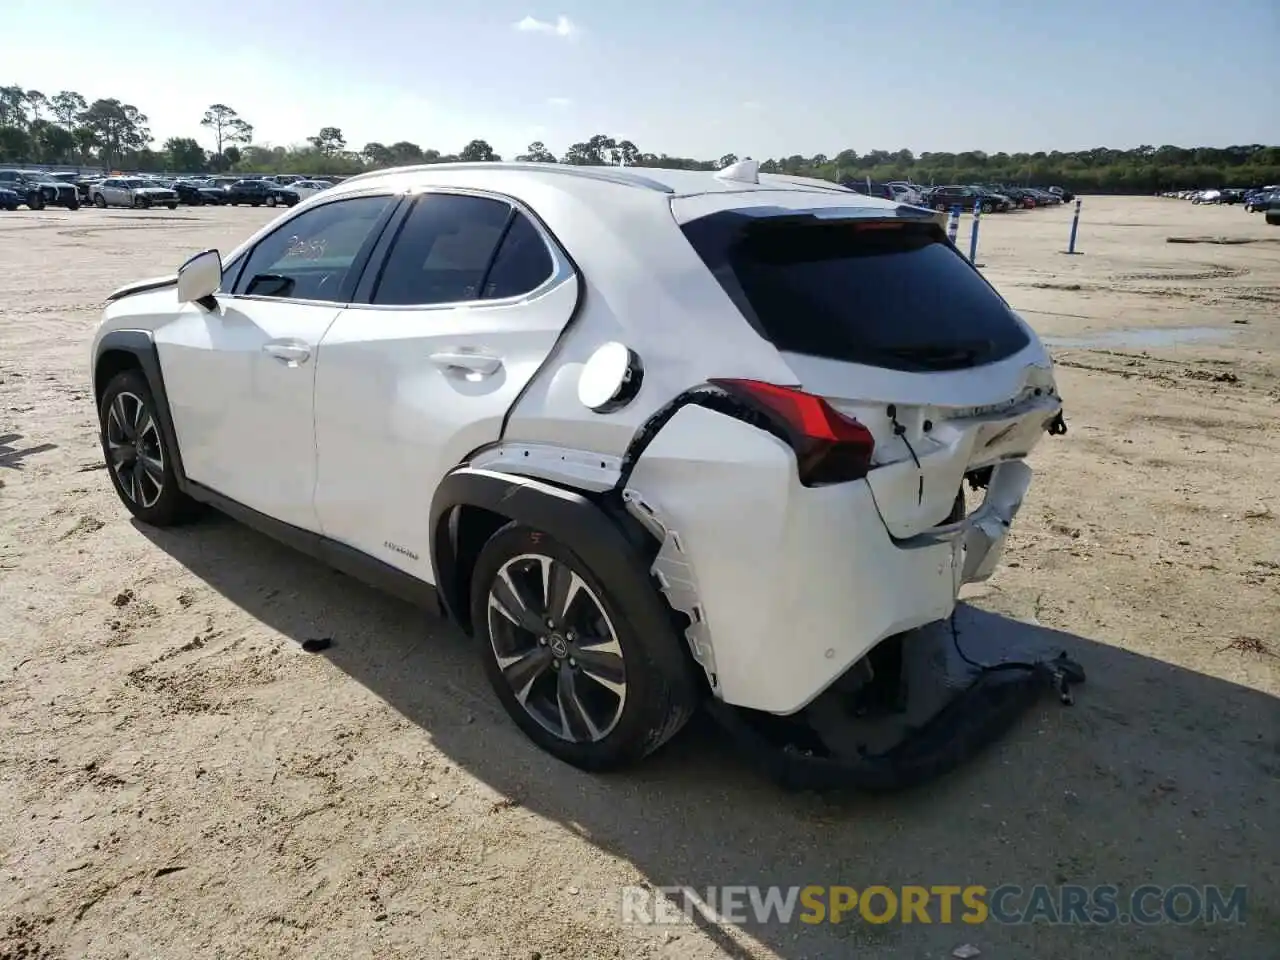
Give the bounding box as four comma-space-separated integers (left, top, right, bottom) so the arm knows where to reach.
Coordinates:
93, 329, 190, 490
428, 467, 668, 639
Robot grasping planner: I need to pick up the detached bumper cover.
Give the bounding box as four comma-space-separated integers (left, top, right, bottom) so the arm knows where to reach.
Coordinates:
706, 606, 1086, 792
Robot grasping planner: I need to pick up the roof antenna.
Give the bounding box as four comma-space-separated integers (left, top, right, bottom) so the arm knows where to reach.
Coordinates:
715, 158, 759, 184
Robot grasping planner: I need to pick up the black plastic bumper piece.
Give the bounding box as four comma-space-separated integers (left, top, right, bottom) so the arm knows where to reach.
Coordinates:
705, 655, 1084, 793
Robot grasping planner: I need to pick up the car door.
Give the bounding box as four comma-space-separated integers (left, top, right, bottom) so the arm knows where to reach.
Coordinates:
312, 190, 579, 578
154, 190, 402, 530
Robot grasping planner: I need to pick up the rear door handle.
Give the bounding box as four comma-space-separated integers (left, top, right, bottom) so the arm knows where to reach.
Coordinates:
263, 341, 311, 365
429, 351, 502, 376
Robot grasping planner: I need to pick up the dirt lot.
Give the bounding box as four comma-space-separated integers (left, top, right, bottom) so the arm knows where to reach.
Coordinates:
1, 196, 1277, 960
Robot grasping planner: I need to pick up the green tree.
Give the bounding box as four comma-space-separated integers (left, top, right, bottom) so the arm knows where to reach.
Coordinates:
459, 139, 498, 161
200, 104, 253, 158
307, 126, 346, 156
34, 121, 76, 163
516, 141, 556, 163
164, 137, 207, 171
79, 99, 150, 169
0, 86, 26, 127
0, 125, 32, 162
50, 90, 87, 129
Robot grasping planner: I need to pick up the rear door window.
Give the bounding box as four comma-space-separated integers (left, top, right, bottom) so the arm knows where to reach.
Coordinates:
680, 213, 1030, 372
370, 193, 513, 305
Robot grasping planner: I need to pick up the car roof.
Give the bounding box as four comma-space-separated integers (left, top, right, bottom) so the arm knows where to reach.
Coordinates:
331, 160, 882, 203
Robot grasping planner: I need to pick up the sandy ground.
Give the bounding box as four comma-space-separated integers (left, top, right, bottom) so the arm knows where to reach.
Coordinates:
1, 196, 1277, 960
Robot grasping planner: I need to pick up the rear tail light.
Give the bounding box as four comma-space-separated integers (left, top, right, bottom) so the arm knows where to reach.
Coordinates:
709, 378, 875, 486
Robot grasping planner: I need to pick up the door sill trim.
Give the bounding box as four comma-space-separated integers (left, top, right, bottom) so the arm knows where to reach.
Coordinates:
184, 480, 443, 614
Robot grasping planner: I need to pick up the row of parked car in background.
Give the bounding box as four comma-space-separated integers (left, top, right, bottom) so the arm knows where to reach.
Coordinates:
1160, 185, 1280, 225
0, 169, 339, 212
843, 179, 1073, 213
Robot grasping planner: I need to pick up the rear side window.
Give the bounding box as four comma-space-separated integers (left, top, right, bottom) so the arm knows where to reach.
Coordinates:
481, 211, 555, 299
680, 213, 1030, 372
372, 194, 513, 305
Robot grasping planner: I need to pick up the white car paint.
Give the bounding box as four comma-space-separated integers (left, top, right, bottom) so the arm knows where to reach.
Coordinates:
91, 160, 1061, 717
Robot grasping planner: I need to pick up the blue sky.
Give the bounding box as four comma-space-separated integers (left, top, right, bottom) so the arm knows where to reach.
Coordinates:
3, 0, 1276, 160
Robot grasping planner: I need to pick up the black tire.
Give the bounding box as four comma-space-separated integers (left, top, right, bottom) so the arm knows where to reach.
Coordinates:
28, 191, 44, 211
93, 193, 106, 208
266, 195, 277, 207
469, 522, 698, 771
166, 202, 177, 210
98, 369, 201, 527
67, 198, 80, 210
981, 201, 993, 214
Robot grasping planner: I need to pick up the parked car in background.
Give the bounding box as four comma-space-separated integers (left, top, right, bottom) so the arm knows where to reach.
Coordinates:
924, 185, 1012, 213
266, 179, 334, 207
1245, 189, 1280, 213
0, 186, 21, 211
989, 186, 1037, 209
172, 179, 228, 206
839, 178, 897, 200
222, 179, 275, 206
0, 169, 81, 209
91, 177, 179, 209
1048, 186, 1075, 202
1191, 189, 1221, 204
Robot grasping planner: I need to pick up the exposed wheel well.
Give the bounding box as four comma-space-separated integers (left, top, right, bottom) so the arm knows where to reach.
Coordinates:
441, 490, 712, 698
95, 349, 145, 405
445, 504, 514, 636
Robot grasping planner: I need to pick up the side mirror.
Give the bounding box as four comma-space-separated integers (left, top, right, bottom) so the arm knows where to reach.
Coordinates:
177, 249, 222, 308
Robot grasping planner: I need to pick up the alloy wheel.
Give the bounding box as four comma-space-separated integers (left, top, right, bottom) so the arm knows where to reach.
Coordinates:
105, 391, 165, 508
487, 553, 627, 743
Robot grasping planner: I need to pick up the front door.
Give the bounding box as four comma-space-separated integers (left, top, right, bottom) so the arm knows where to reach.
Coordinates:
155, 191, 401, 531
312, 191, 579, 578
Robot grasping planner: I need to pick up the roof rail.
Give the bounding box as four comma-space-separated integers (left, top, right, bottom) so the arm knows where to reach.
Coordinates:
339, 161, 675, 194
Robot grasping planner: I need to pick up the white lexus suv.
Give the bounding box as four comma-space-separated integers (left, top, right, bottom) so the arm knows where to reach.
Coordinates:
90, 160, 1073, 787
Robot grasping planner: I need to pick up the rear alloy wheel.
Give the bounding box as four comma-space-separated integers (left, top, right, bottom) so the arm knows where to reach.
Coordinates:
266, 195, 277, 207
98, 369, 200, 526
471, 522, 698, 770
981, 201, 994, 214
93, 193, 106, 208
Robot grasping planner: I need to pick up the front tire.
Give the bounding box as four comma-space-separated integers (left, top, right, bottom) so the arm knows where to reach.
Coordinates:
98, 369, 200, 527
470, 522, 698, 771
93, 193, 106, 208
28, 192, 44, 210
166, 202, 177, 210
981, 201, 993, 214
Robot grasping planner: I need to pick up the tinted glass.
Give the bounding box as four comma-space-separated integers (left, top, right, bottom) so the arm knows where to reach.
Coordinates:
372, 194, 511, 305
233, 195, 394, 302
680, 213, 1030, 372
481, 212, 555, 299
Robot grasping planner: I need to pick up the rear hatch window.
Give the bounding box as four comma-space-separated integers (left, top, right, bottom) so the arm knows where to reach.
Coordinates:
679, 212, 1030, 372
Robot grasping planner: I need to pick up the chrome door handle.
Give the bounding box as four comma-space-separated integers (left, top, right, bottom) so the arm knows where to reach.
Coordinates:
429, 351, 502, 376
263, 341, 311, 365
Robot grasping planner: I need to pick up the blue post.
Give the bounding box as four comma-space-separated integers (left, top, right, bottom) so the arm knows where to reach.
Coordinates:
946, 206, 961, 246
1067, 198, 1083, 253
968, 201, 982, 262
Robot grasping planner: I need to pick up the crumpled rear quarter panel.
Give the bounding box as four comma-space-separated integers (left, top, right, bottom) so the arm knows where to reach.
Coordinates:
623, 405, 961, 715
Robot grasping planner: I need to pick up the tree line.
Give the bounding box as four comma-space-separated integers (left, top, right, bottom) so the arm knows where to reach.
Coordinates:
1, 85, 1277, 193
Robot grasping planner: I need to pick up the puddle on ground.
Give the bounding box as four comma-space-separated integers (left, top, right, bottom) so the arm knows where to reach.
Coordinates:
1042, 326, 1235, 349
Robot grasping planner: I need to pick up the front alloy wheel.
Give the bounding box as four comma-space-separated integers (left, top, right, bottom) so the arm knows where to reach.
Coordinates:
105, 390, 165, 509
98, 369, 200, 526
488, 553, 627, 743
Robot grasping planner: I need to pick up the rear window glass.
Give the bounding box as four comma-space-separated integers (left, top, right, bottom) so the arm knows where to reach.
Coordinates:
681, 213, 1030, 371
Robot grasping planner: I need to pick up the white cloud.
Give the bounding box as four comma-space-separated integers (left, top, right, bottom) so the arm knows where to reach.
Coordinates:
546, 97, 572, 108
514, 15, 579, 37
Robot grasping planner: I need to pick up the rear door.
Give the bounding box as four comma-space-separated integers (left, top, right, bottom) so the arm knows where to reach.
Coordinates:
312, 189, 579, 578
676, 206, 1059, 539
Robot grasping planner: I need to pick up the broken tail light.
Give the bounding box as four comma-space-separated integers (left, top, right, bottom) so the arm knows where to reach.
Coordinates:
709, 378, 875, 486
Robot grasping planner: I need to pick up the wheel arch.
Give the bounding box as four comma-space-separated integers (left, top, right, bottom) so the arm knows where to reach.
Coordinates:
93, 329, 189, 488
428, 468, 659, 639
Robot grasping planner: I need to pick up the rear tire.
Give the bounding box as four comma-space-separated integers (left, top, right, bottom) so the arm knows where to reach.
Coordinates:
469, 522, 698, 771
981, 201, 993, 214
93, 193, 106, 208
28, 192, 44, 210
166, 202, 176, 210
98, 369, 202, 527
